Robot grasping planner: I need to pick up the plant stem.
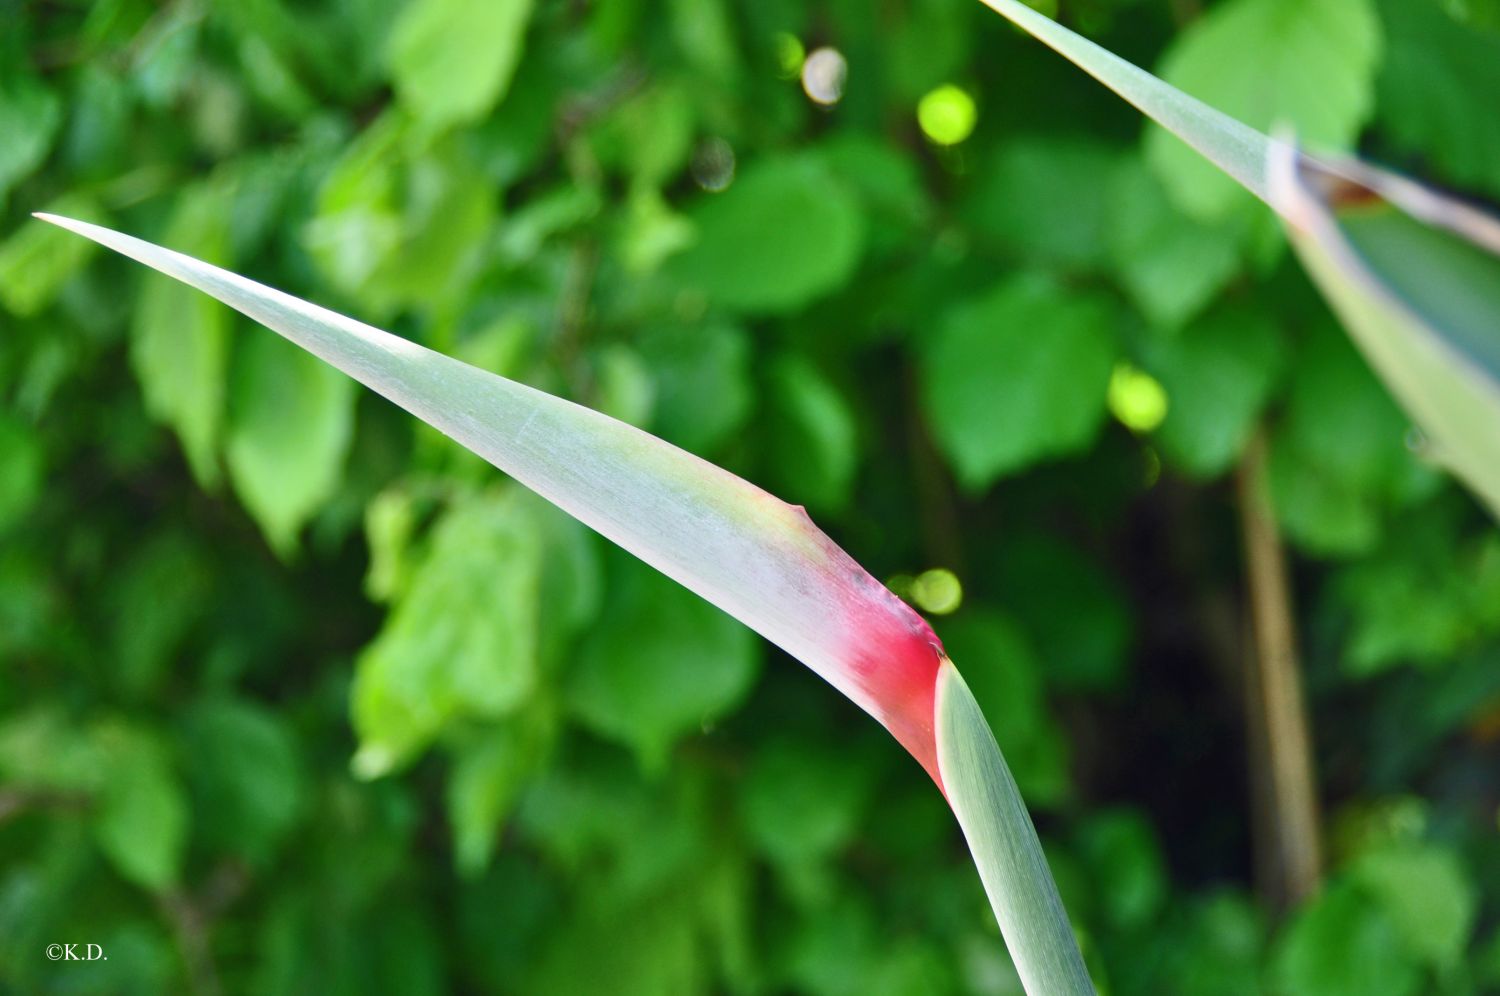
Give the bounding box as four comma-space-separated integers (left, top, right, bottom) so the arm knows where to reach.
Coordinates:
1235, 431, 1322, 908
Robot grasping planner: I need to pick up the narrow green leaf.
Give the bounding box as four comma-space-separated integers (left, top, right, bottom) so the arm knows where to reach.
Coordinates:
977, 0, 1500, 523
975, 0, 1275, 203
40, 213, 948, 784
1269, 148, 1500, 517
1143, 0, 1381, 220
44, 213, 1094, 991
935, 660, 1095, 996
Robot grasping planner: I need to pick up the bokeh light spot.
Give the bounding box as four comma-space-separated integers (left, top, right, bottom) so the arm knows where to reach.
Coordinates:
801, 47, 847, 106
692, 138, 736, 192
917, 85, 977, 145
912, 568, 963, 615
1108, 363, 1169, 433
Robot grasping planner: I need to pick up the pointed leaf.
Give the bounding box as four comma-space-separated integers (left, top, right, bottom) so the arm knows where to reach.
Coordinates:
1143, 0, 1381, 220
38, 213, 946, 784
42, 213, 1095, 992
1268, 148, 1500, 517
975, 0, 1277, 204
977, 0, 1500, 523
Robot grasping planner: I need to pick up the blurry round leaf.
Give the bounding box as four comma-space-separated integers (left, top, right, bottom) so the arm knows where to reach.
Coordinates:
920, 273, 1117, 490
446, 721, 549, 877
594, 345, 656, 428
1351, 842, 1477, 968
1271, 880, 1421, 996
227, 331, 357, 557
668, 154, 865, 314
388, 0, 536, 130
107, 530, 211, 699
993, 534, 1133, 693
638, 323, 753, 455
1075, 809, 1168, 930
90, 721, 188, 891
1147, 305, 1285, 478
181, 698, 306, 862
353, 488, 545, 772
1376, 0, 1500, 200
0, 414, 43, 533
766, 354, 859, 513
741, 738, 874, 868
566, 551, 760, 768
0, 196, 102, 317
1164, 891, 1267, 996
130, 182, 235, 488
1270, 326, 1436, 557
971, 137, 1122, 270
1107, 160, 1244, 330
0, 73, 62, 206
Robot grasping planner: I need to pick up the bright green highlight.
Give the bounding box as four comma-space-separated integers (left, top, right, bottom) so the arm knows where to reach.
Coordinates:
917, 85, 978, 145
912, 568, 963, 615
774, 32, 805, 79
1108, 363, 1170, 433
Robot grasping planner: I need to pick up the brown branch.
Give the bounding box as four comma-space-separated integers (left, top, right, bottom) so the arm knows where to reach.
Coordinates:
158, 863, 247, 996
1235, 431, 1322, 909
0, 787, 93, 823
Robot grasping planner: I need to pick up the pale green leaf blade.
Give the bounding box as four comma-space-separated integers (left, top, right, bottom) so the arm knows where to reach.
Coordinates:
37, 213, 949, 783
974, 0, 1275, 204
1143, 0, 1381, 220
1268, 147, 1500, 517
935, 659, 1095, 996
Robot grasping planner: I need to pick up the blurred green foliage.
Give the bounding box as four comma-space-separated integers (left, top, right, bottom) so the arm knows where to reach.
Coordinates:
2, 0, 1500, 993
